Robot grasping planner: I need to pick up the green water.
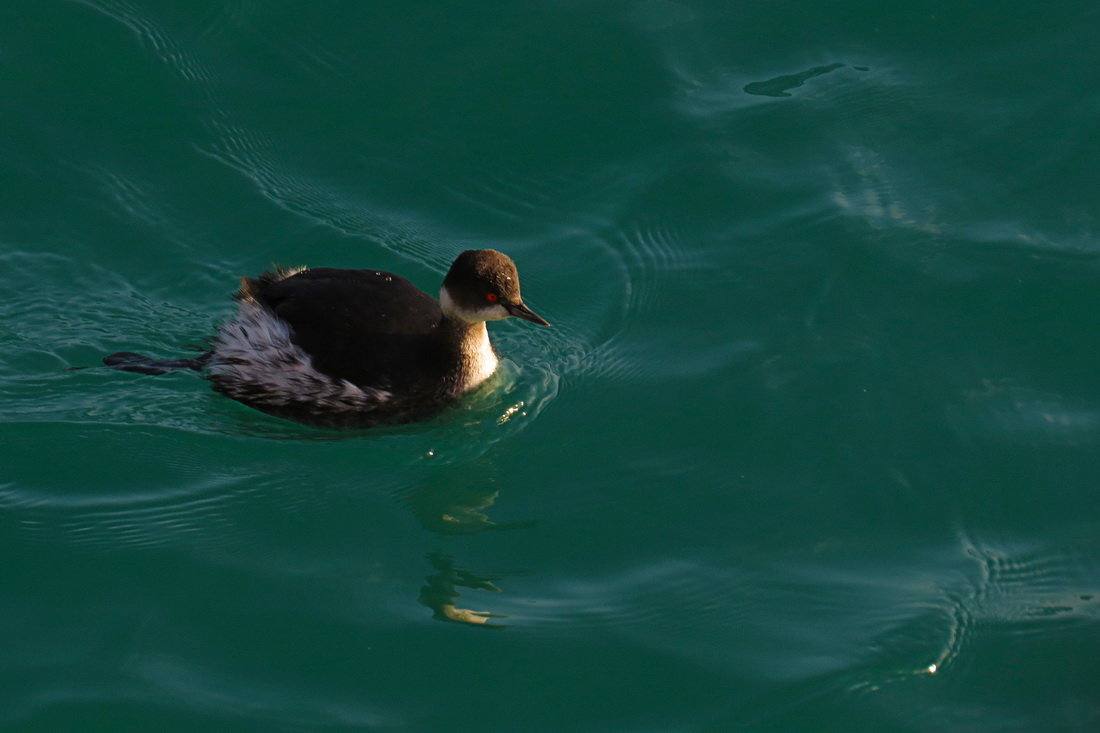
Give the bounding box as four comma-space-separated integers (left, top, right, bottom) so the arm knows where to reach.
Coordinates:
3, 1, 1100, 730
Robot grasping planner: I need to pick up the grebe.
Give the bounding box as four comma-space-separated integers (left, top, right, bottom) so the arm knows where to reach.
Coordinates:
104, 249, 549, 426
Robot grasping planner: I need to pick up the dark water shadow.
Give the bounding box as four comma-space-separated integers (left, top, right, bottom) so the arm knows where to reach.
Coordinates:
744, 62, 850, 97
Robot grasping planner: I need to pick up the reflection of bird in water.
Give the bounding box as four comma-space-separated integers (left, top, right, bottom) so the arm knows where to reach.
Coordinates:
403, 478, 534, 536
419, 552, 506, 627
405, 463, 532, 626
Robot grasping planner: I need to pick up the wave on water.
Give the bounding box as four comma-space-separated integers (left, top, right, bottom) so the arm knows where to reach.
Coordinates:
64, 0, 212, 83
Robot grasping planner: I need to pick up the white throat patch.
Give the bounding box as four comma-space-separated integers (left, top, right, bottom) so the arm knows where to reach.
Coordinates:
460, 322, 500, 390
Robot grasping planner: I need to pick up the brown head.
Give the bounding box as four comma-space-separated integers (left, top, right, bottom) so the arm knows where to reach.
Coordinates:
439, 249, 550, 326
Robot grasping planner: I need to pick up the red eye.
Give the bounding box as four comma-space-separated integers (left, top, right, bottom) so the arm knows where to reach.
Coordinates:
485, 293, 499, 302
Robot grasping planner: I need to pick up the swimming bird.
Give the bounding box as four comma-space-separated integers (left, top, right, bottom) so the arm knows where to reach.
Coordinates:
104, 249, 550, 426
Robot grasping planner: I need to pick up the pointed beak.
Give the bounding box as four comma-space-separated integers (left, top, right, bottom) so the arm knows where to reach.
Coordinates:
505, 301, 550, 326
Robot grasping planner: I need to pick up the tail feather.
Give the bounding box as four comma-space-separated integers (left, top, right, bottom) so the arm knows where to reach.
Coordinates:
103, 351, 211, 375
235, 266, 306, 302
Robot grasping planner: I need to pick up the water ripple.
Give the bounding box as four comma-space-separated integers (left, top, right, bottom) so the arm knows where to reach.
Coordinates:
488, 559, 764, 638
955, 529, 1100, 635
65, 0, 212, 83
841, 530, 1100, 692
1, 458, 255, 552
951, 380, 1100, 447
129, 654, 402, 728
195, 119, 446, 272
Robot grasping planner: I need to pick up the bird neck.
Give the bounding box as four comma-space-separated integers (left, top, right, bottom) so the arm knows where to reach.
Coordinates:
439, 316, 498, 391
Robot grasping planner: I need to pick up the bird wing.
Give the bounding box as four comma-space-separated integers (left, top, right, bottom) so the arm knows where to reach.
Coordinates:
252, 268, 445, 389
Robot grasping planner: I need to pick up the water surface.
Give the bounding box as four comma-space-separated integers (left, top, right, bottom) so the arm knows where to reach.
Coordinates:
2, 1, 1099, 730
